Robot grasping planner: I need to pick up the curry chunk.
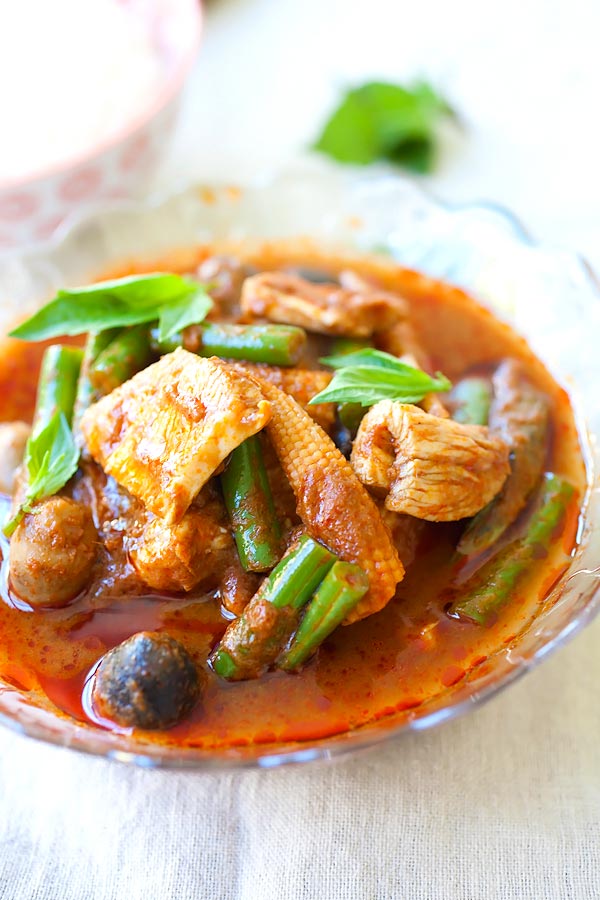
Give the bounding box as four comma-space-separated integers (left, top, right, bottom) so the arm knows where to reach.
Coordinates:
241, 271, 407, 337
81, 349, 271, 523
129, 502, 232, 593
351, 401, 510, 521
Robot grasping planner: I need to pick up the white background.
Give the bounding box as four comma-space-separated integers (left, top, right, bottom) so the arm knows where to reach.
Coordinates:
2, 1, 600, 898
160, 0, 600, 272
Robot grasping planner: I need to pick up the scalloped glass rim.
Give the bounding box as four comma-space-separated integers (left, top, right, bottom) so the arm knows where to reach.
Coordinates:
0, 164, 598, 770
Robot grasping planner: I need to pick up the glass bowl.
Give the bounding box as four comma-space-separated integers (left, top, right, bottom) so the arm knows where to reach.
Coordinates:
0, 164, 598, 769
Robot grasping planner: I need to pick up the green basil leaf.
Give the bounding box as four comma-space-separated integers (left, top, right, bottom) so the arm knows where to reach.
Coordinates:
321, 348, 411, 371
313, 80, 454, 172
3, 412, 79, 537
157, 286, 214, 343
10, 273, 203, 341
386, 136, 434, 173
27, 412, 79, 498
314, 89, 380, 164
310, 352, 451, 408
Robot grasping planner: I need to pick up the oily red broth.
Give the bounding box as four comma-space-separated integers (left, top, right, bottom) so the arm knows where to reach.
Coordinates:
0, 248, 586, 750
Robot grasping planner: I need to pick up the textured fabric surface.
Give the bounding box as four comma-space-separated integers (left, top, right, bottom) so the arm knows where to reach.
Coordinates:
1, 616, 599, 900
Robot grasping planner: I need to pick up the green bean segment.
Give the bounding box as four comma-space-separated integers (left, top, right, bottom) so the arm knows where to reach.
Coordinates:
457, 361, 550, 556
330, 338, 372, 435
448, 376, 492, 426
73, 328, 120, 431
337, 402, 364, 434
211, 535, 336, 680
450, 474, 575, 625
33, 345, 83, 435
279, 561, 369, 671
221, 435, 282, 572
329, 337, 372, 356
151, 322, 307, 366
89, 324, 153, 396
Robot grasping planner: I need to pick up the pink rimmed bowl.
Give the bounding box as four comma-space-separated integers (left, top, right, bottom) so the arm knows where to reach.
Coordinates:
0, 0, 202, 251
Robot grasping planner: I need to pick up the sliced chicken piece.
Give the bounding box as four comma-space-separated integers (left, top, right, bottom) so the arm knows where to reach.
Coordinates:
234, 362, 335, 432
255, 378, 404, 624
81, 348, 271, 524
241, 271, 407, 337
129, 499, 232, 593
0, 421, 30, 494
352, 401, 510, 521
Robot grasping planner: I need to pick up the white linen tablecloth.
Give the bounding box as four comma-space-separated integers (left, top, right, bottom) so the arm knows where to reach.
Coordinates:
2, 0, 600, 897
1, 619, 600, 899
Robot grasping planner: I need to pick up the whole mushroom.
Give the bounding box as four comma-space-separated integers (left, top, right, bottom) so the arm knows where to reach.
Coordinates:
91, 632, 200, 730
9, 496, 97, 608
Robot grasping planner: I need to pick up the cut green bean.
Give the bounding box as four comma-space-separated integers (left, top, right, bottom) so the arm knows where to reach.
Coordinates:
72, 328, 121, 431
458, 361, 550, 556
278, 561, 369, 671
32, 345, 83, 435
211, 535, 336, 680
221, 435, 282, 572
448, 376, 492, 426
7, 344, 82, 535
89, 324, 153, 396
449, 474, 575, 625
330, 337, 372, 356
150, 322, 307, 366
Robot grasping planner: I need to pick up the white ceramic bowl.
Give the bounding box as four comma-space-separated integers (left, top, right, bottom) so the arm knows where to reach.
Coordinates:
0, 0, 202, 251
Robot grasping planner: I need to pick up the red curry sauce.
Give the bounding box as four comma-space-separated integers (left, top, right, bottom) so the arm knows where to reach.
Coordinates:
0, 246, 586, 750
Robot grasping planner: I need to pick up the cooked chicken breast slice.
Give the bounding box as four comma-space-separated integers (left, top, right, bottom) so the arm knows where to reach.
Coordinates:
351, 401, 510, 521
241, 271, 407, 337
255, 378, 404, 624
81, 349, 271, 523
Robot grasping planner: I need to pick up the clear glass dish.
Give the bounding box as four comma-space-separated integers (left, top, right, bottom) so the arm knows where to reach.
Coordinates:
0, 163, 598, 770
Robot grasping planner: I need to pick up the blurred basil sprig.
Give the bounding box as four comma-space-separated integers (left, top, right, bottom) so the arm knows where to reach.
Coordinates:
313, 81, 455, 173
